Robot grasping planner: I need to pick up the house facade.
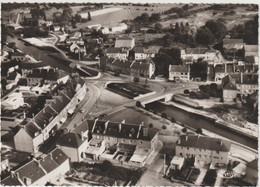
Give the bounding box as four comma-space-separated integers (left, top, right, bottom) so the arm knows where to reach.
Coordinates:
115, 36, 135, 49
106, 47, 128, 60
175, 135, 231, 165
181, 48, 216, 64
14, 77, 87, 153
169, 65, 190, 82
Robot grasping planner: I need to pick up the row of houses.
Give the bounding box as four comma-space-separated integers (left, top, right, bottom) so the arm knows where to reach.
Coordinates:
13, 75, 87, 153
57, 119, 159, 167
100, 57, 155, 78
1, 148, 70, 186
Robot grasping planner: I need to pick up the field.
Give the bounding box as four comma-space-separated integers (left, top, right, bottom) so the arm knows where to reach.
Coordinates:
160, 6, 258, 30
75, 4, 181, 30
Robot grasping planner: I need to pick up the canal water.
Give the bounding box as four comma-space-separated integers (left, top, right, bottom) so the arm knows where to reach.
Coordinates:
7, 35, 73, 73
147, 101, 258, 150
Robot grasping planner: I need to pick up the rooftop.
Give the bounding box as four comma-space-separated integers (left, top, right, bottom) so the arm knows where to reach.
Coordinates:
178, 135, 231, 152
223, 38, 244, 45
169, 65, 189, 72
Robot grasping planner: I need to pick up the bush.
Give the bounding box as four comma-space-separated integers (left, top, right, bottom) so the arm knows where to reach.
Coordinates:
162, 125, 167, 130
196, 92, 204, 99
196, 128, 203, 134
182, 127, 187, 133
184, 89, 190, 94
149, 123, 153, 128
189, 91, 197, 99
171, 117, 176, 123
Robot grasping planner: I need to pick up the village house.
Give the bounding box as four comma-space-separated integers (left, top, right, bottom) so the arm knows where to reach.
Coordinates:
169, 65, 190, 82
26, 68, 69, 86
130, 60, 155, 78
66, 31, 84, 45
70, 43, 86, 55
106, 47, 129, 60
57, 121, 91, 162
13, 76, 87, 153
133, 47, 147, 60
11, 51, 27, 61
82, 119, 159, 166
244, 45, 258, 66
181, 48, 217, 64
19, 61, 49, 76
6, 70, 22, 90
115, 36, 135, 49
223, 38, 244, 59
214, 64, 234, 82
1, 148, 70, 186
101, 23, 128, 34
1, 92, 24, 110
243, 159, 258, 186
169, 156, 185, 170
175, 135, 231, 166
222, 73, 258, 102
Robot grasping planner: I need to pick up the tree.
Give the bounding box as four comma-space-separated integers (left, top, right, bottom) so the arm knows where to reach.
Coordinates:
149, 123, 153, 128
171, 117, 176, 123
162, 125, 167, 130
161, 113, 167, 119
149, 13, 160, 22
154, 23, 163, 33
205, 20, 227, 42
196, 28, 215, 46
62, 7, 73, 22
184, 89, 190, 94
133, 76, 140, 83
182, 127, 187, 133
136, 101, 142, 108
196, 128, 203, 134
88, 11, 91, 21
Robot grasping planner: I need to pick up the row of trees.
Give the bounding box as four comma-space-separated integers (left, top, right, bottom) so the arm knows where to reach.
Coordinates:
134, 13, 161, 23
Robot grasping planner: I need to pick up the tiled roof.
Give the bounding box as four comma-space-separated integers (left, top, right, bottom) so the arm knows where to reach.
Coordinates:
72, 120, 91, 134
178, 135, 231, 152
106, 47, 121, 53
223, 80, 237, 90
115, 36, 134, 48
230, 73, 258, 85
223, 39, 244, 45
11, 52, 25, 56
24, 122, 41, 138
39, 154, 59, 173
185, 48, 208, 54
169, 65, 189, 73
215, 64, 234, 73
116, 36, 133, 40
134, 47, 144, 53
57, 132, 84, 148
26, 68, 68, 81
49, 148, 69, 165
7, 71, 17, 80
15, 160, 46, 184
20, 62, 47, 69
1, 175, 23, 186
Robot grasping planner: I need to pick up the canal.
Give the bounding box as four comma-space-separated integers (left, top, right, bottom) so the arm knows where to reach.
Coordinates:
147, 101, 258, 149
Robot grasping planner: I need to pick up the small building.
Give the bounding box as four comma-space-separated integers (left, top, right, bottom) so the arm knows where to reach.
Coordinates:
101, 23, 128, 34
222, 77, 238, 102
214, 64, 234, 82
244, 45, 258, 65
106, 47, 128, 60
133, 47, 147, 60
57, 121, 91, 162
1, 92, 24, 110
115, 36, 135, 49
176, 135, 231, 166
169, 65, 190, 82
53, 25, 61, 32
1, 148, 70, 186
130, 60, 155, 78
66, 32, 84, 45
223, 39, 244, 51
243, 159, 258, 186
11, 52, 27, 61
170, 156, 185, 170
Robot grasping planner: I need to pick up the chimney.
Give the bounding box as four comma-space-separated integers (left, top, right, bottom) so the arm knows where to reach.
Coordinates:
81, 131, 85, 141
241, 73, 243, 84
220, 141, 223, 146
121, 119, 126, 124
119, 123, 122, 132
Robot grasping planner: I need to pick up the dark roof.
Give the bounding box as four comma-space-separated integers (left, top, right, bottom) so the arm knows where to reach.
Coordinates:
169, 65, 189, 73
91, 120, 159, 141
6, 71, 18, 80
230, 73, 258, 85
134, 47, 144, 53
39, 154, 59, 173
1, 175, 23, 186
223, 39, 244, 45
15, 160, 46, 184
117, 36, 133, 40
24, 122, 41, 138
20, 61, 47, 70
131, 61, 150, 71
223, 80, 237, 90
185, 48, 208, 54
118, 143, 136, 152
57, 132, 84, 148
245, 56, 257, 64
51, 148, 69, 165
247, 159, 258, 170
72, 120, 91, 134
178, 135, 231, 152
215, 64, 234, 73
26, 68, 68, 81
106, 47, 121, 53
11, 51, 25, 57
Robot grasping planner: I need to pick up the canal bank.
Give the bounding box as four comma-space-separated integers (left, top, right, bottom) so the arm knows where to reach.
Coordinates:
146, 101, 258, 150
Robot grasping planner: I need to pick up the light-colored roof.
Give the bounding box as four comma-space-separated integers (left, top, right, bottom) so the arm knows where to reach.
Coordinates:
170, 156, 185, 165
244, 45, 258, 57
130, 154, 147, 163
169, 65, 189, 73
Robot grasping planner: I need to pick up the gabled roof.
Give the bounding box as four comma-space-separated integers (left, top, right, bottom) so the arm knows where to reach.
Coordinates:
20, 61, 47, 70
169, 65, 189, 73
215, 64, 234, 73
50, 148, 69, 165
223, 39, 243, 45
223, 80, 237, 90
26, 68, 68, 81
116, 36, 133, 40
24, 122, 41, 138
15, 160, 46, 184
185, 48, 208, 55
244, 45, 258, 57
72, 120, 91, 134
39, 154, 59, 173
106, 47, 122, 53
11, 51, 25, 57
178, 135, 231, 152
1, 175, 23, 186
57, 132, 84, 148
115, 36, 134, 48
134, 47, 144, 53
